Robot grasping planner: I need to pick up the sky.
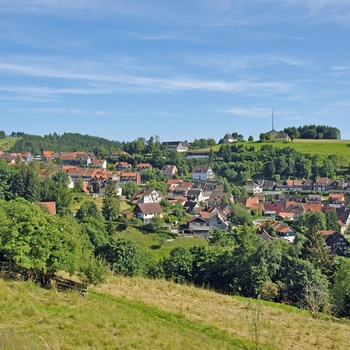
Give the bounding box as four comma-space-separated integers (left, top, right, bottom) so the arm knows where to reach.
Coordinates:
1, 0, 350, 142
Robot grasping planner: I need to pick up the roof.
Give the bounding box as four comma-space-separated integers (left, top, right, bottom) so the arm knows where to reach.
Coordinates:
91, 159, 106, 165
263, 202, 284, 214
223, 133, 235, 140
43, 150, 55, 159
40, 202, 56, 215
302, 203, 323, 212
328, 193, 345, 201
315, 177, 329, 184
134, 202, 164, 215
193, 165, 211, 173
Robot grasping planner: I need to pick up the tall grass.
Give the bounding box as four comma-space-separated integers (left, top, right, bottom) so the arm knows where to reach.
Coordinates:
0, 278, 254, 350
98, 275, 350, 350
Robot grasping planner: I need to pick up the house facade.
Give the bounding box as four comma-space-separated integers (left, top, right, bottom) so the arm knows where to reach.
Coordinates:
222, 133, 236, 144
192, 166, 215, 181
163, 141, 189, 152
133, 203, 164, 224
161, 164, 178, 179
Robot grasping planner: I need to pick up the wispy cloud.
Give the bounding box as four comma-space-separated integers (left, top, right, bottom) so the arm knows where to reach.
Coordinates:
34, 107, 111, 116
219, 107, 271, 119
0, 56, 295, 97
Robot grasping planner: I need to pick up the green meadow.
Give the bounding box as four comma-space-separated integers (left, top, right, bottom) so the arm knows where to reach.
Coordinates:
208, 139, 350, 163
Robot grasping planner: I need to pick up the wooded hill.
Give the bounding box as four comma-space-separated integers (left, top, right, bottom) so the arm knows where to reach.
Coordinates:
11, 132, 124, 155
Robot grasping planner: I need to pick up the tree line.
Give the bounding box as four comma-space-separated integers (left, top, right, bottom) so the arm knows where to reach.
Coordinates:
283, 125, 340, 140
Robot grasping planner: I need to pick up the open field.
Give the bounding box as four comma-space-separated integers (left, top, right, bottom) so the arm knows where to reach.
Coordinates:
252, 139, 350, 162
115, 226, 207, 260
3, 276, 350, 350
206, 139, 350, 163
98, 275, 350, 350
0, 278, 253, 350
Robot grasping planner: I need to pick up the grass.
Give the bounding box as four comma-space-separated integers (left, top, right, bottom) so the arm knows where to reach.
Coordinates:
2, 276, 350, 349
116, 226, 207, 260
98, 275, 350, 350
0, 137, 18, 152
70, 193, 131, 214
0, 278, 255, 350
204, 139, 350, 164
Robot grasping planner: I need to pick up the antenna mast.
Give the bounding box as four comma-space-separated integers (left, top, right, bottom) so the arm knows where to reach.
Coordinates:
272, 108, 275, 131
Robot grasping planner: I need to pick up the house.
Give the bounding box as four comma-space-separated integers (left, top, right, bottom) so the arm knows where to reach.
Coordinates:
338, 208, 350, 234
186, 216, 211, 238
42, 151, 55, 161
274, 181, 287, 191
327, 193, 345, 208
313, 177, 330, 191
207, 212, 230, 230
64, 167, 97, 183
245, 197, 264, 213
286, 179, 303, 192
115, 162, 132, 171
60, 152, 92, 167
18, 152, 34, 163
136, 163, 153, 172
134, 202, 164, 224
283, 202, 305, 219
119, 172, 140, 184
302, 180, 314, 191
0, 153, 20, 164
263, 202, 284, 217
161, 165, 178, 179
187, 151, 210, 159
259, 220, 296, 242
100, 180, 122, 198
39, 202, 56, 215
131, 188, 162, 205
207, 191, 233, 208
192, 166, 215, 181
302, 203, 323, 213
274, 133, 291, 142
329, 180, 347, 191
183, 201, 200, 214
163, 141, 189, 152
246, 180, 263, 194
320, 230, 350, 256
308, 194, 323, 204
222, 133, 236, 144
186, 188, 204, 202
262, 180, 275, 191
91, 159, 107, 169
173, 186, 190, 197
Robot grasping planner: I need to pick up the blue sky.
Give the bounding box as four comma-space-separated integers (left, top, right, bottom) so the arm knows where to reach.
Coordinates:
1, 0, 350, 142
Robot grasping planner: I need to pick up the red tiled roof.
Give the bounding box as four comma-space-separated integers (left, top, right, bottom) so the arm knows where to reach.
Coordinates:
40, 202, 56, 215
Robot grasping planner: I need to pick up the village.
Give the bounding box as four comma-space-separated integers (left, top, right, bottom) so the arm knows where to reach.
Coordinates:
1, 132, 349, 259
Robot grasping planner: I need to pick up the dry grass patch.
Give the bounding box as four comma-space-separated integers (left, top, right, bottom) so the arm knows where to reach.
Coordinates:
96, 276, 350, 350
0, 278, 250, 350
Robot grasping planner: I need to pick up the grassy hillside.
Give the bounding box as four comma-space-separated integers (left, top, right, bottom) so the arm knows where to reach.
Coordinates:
207, 139, 350, 163
0, 278, 256, 350
0, 137, 18, 152
2, 276, 350, 350
99, 276, 350, 350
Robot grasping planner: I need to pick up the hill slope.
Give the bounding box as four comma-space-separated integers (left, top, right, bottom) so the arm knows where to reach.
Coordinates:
2, 277, 350, 350
0, 278, 253, 350
98, 276, 350, 350
208, 139, 350, 163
